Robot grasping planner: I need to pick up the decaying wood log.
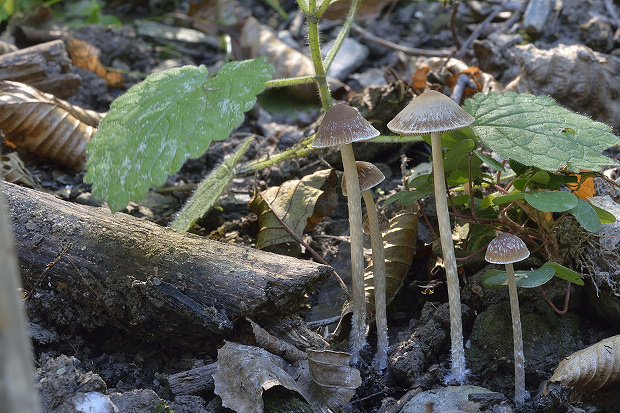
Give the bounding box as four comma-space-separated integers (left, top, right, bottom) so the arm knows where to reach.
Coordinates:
165, 363, 217, 396
0, 40, 81, 98
3, 182, 333, 351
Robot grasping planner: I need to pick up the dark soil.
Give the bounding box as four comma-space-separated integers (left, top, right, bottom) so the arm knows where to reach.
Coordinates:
2, 0, 620, 412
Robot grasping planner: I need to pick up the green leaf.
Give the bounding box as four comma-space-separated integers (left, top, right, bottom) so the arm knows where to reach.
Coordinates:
384, 183, 434, 206
569, 198, 601, 233
590, 203, 617, 224
481, 265, 555, 289
474, 152, 506, 172
464, 92, 620, 173
171, 136, 254, 232
542, 262, 584, 286
524, 191, 578, 212
84, 59, 274, 211
492, 193, 525, 205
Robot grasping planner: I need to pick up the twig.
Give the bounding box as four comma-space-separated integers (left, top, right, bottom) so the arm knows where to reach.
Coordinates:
455, 0, 511, 60
351, 23, 454, 57
450, 1, 462, 49
604, 0, 620, 28
539, 280, 571, 315
24, 243, 72, 300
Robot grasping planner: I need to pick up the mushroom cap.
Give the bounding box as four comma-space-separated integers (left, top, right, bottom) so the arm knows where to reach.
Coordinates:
387, 89, 475, 135
485, 233, 530, 264
311, 104, 380, 148
342, 161, 385, 196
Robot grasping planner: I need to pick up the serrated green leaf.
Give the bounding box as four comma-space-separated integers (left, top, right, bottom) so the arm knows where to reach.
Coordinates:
84, 59, 275, 211
464, 92, 620, 173
482, 266, 555, 289
171, 136, 254, 232
524, 191, 578, 212
569, 198, 601, 233
542, 262, 584, 286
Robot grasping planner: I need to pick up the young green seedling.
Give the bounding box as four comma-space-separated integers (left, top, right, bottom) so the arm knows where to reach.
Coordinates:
343, 161, 388, 370
485, 232, 530, 405
387, 89, 474, 382
311, 104, 380, 363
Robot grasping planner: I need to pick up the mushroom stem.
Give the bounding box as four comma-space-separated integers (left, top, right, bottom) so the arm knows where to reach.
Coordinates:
430, 130, 466, 382
362, 189, 388, 370
340, 143, 366, 362
505, 262, 526, 404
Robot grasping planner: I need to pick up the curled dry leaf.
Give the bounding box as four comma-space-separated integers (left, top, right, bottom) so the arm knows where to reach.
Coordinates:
333, 207, 419, 337
66, 38, 125, 88
365, 207, 419, 316
544, 334, 620, 394
0, 81, 103, 170
307, 349, 362, 409
248, 169, 338, 255
213, 341, 307, 413
506, 43, 620, 131
1, 152, 39, 188
246, 318, 308, 362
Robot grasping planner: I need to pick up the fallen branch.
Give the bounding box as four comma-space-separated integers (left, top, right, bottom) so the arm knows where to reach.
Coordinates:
3, 182, 332, 351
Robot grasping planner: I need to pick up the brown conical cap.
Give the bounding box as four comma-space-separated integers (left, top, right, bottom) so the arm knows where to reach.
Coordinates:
485, 233, 530, 264
342, 161, 385, 196
311, 104, 380, 148
387, 89, 475, 135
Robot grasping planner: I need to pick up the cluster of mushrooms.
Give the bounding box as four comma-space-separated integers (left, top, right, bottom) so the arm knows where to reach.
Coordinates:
311, 90, 532, 404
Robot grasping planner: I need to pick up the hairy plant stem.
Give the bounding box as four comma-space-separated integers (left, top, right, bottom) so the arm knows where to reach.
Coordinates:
363, 189, 388, 370
505, 262, 526, 404
266, 75, 320, 88
323, 0, 361, 71
341, 143, 366, 362
430, 131, 466, 382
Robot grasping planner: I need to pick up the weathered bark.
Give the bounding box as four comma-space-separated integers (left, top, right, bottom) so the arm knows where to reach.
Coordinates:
3, 182, 332, 350
0, 40, 81, 99
165, 363, 217, 396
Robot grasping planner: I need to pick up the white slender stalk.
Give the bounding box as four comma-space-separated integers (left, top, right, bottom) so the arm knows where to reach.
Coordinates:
340, 143, 366, 363
362, 190, 388, 370
430, 131, 466, 382
506, 263, 526, 404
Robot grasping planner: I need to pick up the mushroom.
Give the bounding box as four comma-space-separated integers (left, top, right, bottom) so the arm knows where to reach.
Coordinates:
311, 104, 380, 362
342, 161, 388, 370
387, 89, 475, 382
485, 232, 530, 404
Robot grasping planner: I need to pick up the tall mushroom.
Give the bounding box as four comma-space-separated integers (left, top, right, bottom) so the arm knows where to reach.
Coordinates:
342, 161, 388, 370
485, 232, 530, 404
387, 89, 474, 382
311, 104, 380, 362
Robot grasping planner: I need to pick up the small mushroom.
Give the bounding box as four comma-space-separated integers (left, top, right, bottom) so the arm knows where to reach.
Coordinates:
342, 161, 388, 370
387, 89, 474, 382
485, 232, 530, 404
312, 104, 380, 362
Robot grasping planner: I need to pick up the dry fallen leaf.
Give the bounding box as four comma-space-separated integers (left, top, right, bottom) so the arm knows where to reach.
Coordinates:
249, 169, 338, 256
544, 334, 620, 394
0, 81, 103, 170
1, 151, 39, 188
307, 349, 362, 409
213, 341, 308, 413
66, 38, 125, 88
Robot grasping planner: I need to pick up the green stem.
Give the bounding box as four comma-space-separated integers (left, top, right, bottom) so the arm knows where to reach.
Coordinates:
306, 2, 332, 110
266, 75, 319, 88
323, 0, 361, 72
